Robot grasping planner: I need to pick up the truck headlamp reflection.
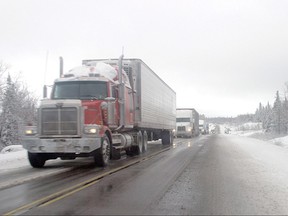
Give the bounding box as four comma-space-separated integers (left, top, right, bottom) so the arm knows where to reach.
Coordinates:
83, 125, 98, 134
24, 126, 37, 136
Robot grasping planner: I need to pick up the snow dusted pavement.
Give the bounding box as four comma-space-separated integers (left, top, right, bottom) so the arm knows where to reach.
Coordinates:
220, 134, 288, 214
150, 134, 288, 215
0, 147, 74, 190
2, 135, 288, 214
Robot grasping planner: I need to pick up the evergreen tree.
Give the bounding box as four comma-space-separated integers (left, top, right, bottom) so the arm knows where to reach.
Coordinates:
282, 97, 288, 133
0, 74, 38, 149
255, 102, 263, 123
0, 75, 19, 146
272, 91, 282, 134
263, 102, 273, 132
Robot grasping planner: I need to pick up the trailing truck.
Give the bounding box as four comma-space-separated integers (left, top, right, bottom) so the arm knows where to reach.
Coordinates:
22, 57, 176, 168
199, 119, 209, 135
175, 108, 199, 138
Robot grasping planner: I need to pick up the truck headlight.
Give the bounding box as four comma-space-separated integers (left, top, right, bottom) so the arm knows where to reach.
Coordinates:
25, 126, 37, 136
84, 125, 98, 134
187, 127, 192, 132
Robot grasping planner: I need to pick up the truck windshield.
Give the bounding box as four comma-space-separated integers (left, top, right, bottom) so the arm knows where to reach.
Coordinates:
52, 81, 108, 100
176, 118, 191, 122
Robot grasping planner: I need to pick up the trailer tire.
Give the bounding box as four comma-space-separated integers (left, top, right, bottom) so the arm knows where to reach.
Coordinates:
142, 131, 148, 152
28, 152, 46, 168
94, 135, 110, 167
148, 132, 154, 141
161, 130, 172, 145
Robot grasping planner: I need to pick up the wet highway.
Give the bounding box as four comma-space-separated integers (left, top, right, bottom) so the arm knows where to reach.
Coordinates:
2, 135, 288, 215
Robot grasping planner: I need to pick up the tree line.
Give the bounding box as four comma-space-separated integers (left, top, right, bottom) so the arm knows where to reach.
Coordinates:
0, 62, 38, 151
208, 83, 288, 134
255, 86, 288, 134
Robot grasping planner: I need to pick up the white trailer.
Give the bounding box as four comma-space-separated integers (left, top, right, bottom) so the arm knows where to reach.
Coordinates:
82, 58, 177, 143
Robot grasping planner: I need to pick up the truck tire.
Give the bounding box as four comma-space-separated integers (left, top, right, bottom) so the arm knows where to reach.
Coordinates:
111, 148, 121, 160
94, 135, 111, 167
28, 152, 46, 168
148, 131, 153, 141
130, 131, 143, 155
135, 131, 143, 155
161, 130, 172, 145
125, 147, 134, 156
142, 130, 148, 152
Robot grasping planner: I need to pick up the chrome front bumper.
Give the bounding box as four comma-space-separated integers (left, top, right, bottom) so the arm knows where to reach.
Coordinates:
21, 137, 101, 154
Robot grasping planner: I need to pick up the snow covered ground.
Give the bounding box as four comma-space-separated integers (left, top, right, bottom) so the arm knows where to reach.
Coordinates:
0, 145, 29, 171
220, 123, 288, 149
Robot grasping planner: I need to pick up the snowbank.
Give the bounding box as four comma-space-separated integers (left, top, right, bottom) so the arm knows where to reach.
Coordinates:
269, 136, 288, 149
0, 146, 29, 170
1, 145, 24, 153
221, 123, 288, 149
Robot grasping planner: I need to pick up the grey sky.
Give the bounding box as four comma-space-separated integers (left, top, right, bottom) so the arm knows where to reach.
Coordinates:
1, 0, 288, 117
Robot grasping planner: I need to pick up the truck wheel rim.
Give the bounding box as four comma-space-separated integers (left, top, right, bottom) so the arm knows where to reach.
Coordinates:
102, 139, 110, 163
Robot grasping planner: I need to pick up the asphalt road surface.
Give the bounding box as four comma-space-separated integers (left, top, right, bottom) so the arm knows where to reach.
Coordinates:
2, 134, 288, 215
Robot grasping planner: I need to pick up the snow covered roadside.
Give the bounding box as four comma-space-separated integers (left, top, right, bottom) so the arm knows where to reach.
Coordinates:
220, 123, 288, 149
0, 145, 29, 171
269, 136, 288, 149
233, 130, 288, 149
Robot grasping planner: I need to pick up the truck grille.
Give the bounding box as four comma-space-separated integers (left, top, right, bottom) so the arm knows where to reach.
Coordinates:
41, 107, 78, 136
177, 126, 186, 131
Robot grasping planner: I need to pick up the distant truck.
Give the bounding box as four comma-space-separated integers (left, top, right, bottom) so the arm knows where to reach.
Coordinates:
21, 57, 176, 168
199, 119, 209, 135
175, 108, 199, 138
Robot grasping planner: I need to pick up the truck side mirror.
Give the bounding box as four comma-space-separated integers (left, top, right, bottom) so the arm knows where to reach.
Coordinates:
43, 85, 53, 99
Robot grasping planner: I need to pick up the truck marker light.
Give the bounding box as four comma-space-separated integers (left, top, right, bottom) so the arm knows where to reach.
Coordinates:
30, 146, 37, 151
83, 146, 90, 151
75, 146, 81, 154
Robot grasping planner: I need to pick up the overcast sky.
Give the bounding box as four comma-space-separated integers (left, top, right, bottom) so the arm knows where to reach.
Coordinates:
1, 0, 288, 117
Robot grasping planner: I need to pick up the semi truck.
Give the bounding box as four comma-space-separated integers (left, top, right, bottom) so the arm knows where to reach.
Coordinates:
21, 56, 176, 168
175, 108, 199, 138
199, 119, 209, 135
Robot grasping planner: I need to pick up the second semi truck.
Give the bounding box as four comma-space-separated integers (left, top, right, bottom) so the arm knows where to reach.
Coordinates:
175, 108, 199, 138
